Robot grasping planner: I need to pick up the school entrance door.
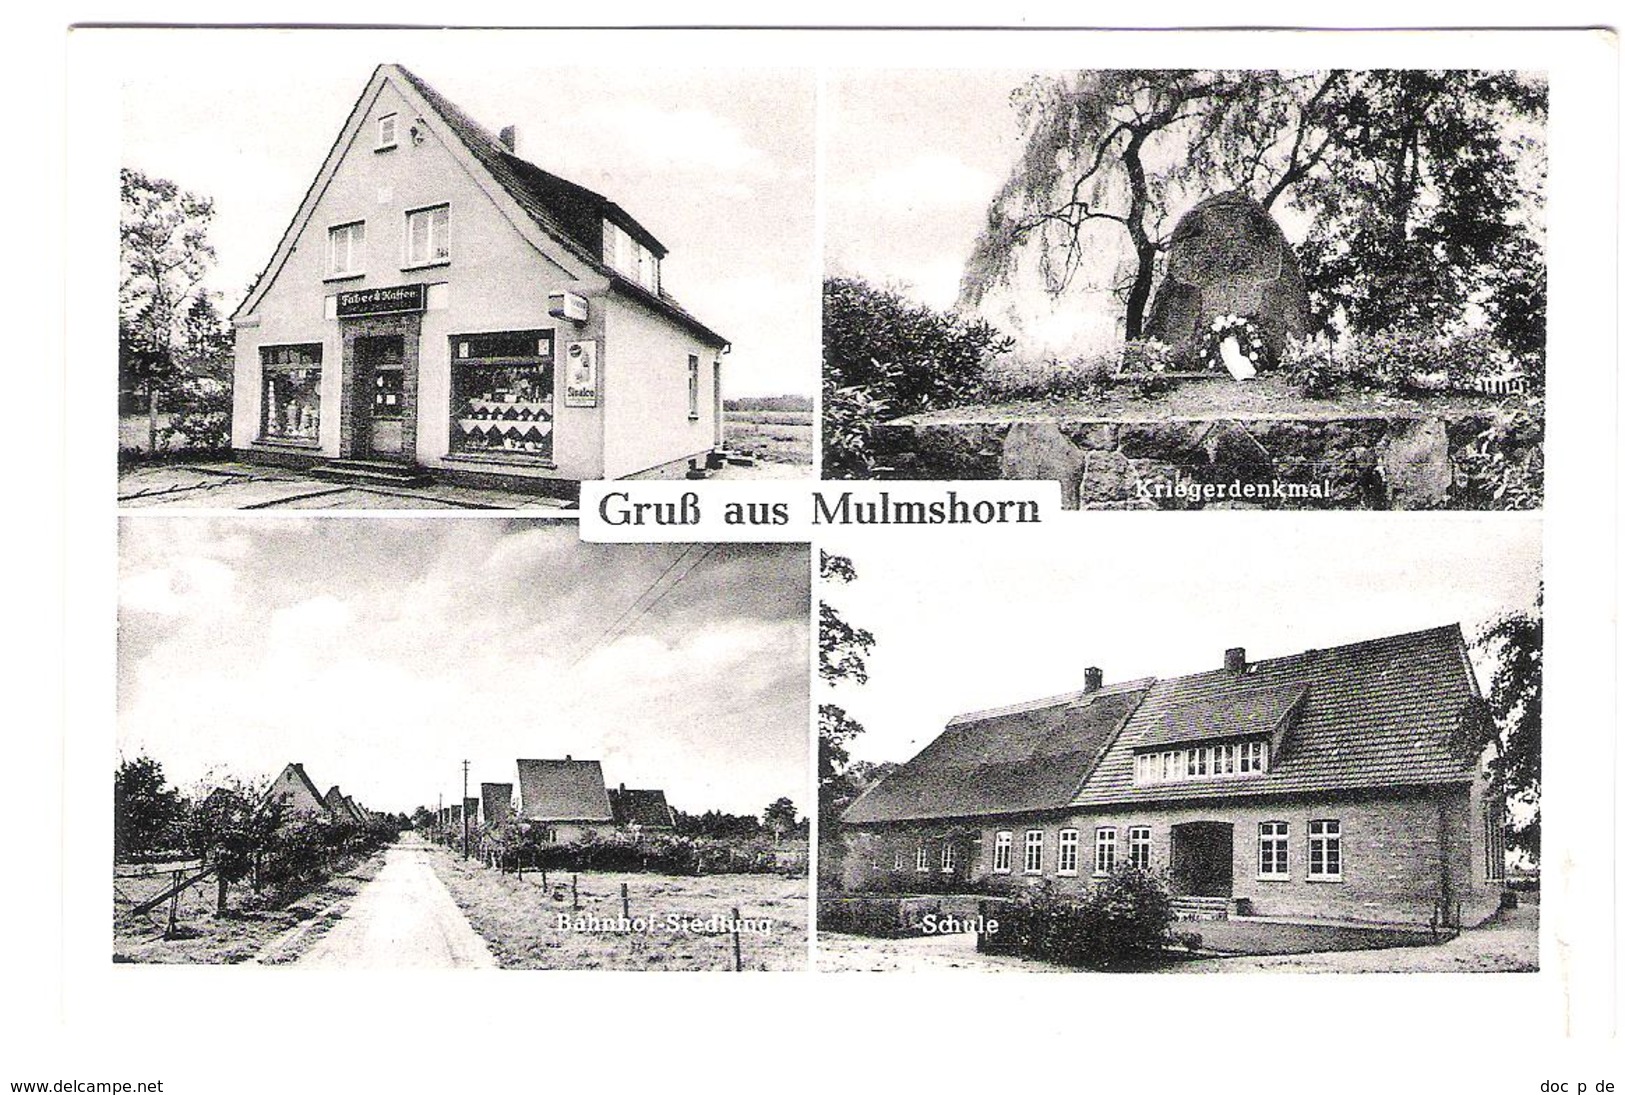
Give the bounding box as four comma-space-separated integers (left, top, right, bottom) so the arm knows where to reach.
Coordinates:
1170, 821, 1234, 897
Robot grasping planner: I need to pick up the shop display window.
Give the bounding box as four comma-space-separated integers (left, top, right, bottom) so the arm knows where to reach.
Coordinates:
260, 344, 322, 443
450, 329, 555, 460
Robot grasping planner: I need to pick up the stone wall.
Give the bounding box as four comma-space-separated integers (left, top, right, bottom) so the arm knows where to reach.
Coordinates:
869, 410, 1541, 510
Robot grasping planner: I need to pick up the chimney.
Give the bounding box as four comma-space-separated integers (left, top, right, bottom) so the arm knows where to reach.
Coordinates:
619, 782, 626, 793
565, 754, 572, 762
498, 125, 517, 154
1224, 647, 1247, 673
1083, 666, 1103, 692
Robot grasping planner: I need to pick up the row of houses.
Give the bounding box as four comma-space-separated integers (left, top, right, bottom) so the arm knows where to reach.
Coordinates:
840, 624, 1507, 928
445, 757, 676, 841
261, 761, 379, 827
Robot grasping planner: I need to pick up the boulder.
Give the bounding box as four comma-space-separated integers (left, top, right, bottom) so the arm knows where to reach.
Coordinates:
1146, 191, 1311, 367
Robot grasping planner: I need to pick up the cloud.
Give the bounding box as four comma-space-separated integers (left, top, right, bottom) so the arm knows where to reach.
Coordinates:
575, 103, 771, 178
119, 555, 237, 617
858, 153, 996, 213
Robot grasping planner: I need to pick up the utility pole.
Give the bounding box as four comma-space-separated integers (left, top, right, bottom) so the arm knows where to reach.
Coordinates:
462, 759, 470, 860
437, 792, 443, 845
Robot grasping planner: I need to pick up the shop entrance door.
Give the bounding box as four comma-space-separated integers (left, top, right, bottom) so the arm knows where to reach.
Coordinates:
355, 335, 405, 458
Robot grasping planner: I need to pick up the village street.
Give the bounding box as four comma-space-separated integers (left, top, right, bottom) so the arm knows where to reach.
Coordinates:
296, 834, 497, 969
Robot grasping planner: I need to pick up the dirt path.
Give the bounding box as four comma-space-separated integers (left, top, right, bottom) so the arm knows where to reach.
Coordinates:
296, 835, 496, 969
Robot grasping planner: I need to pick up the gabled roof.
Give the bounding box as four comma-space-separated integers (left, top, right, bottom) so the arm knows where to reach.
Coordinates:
1077, 625, 1482, 807
481, 782, 514, 827
608, 787, 676, 829
516, 759, 614, 823
841, 682, 1152, 825
261, 762, 326, 814
235, 64, 727, 349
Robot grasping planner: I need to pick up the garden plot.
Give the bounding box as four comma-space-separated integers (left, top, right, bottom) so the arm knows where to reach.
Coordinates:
427, 847, 807, 971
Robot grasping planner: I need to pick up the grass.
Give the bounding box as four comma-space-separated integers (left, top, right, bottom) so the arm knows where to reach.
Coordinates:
112, 852, 386, 965
425, 845, 807, 971
725, 410, 813, 465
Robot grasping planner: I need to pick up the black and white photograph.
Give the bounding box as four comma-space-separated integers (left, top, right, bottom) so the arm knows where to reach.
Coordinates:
115, 519, 810, 970
823, 69, 1547, 510
114, 39, 816, 509
817, 517, 1542, 973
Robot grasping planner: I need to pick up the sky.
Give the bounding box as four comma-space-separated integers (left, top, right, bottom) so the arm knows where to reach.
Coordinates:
821, 514, 1542, 767
118, 519, 809, 818
112, 31, 816, 397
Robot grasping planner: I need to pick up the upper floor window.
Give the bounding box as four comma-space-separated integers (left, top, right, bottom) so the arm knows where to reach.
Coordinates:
377, 114, 398, 149
1135, 739, 1269, 785
602, 219, 660, 294
406, 204, 450, 266
1308, 819, 1342, 881
992, 831, 1012, 874
328, 221, 365, 278
1023, 830, 1044, 875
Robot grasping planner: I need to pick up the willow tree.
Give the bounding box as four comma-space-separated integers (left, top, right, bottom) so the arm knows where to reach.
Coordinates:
960, 70, 1341, 339
961, 69, 1545, 348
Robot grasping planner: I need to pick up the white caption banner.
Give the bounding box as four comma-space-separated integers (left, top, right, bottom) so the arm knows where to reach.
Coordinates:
579, 480, 1062, 542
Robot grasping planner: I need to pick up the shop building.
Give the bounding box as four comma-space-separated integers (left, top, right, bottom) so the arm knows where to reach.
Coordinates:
841, 625, 1508, 928
230, 64, 730, 496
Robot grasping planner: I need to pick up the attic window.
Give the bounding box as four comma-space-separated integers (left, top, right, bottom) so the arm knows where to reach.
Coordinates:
1134, 739, 1269, 785
378, 114, 398, 150
602, 220, 660, 294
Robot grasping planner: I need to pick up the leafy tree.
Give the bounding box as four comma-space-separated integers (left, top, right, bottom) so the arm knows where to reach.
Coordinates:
818, 552, 878, 886
962, 69, 1546, 351
1476, 593, 1542, 859
114, 755, 187, 860
119, 168, 224, 453
762, 796, 798, 838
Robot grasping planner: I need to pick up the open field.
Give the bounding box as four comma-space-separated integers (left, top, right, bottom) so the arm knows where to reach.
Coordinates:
427, 845, 807, 971
112, 851, 386, 965
725, 409, 813, 466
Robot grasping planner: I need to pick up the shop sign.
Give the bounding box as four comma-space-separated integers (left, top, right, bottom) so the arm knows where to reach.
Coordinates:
336, 283, 427, 317
565, 341, 599, 407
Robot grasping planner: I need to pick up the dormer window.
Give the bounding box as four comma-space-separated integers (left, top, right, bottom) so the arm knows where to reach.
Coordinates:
377, 114, 398, 150
1134, 739, 1269, 785
602, 219, 660, 294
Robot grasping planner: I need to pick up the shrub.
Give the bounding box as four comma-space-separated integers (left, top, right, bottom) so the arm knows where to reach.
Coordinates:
980, 354, 1116, 403
821, 378, 893, 480
1281, 327, 1527, 399
1447, 398, 1545, 510
996, 867, 1176, 969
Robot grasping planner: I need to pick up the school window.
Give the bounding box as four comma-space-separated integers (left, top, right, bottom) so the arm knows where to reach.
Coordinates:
1128, 826, 1151, 870
1023, 830, 1044, 875
1239, 740, 1267, 774
449, 330, 555, 461
915, 844, 929, 873
940, 843, 955, 873
688, 355, 701, 418
327, 221, 365, 277
1484, 802, 1506, 882
992, 831, 1012, 873
406, 204, 450, 265
1056, 829, 1079, 875
893, 849, 904, 872
1259, 821, 1289, 879
259, 344, 322, 443
377, 113, 397, 149
1135, 740, 1267, 785
1308, 819, 1342, 881
1094, 827, 1117, 874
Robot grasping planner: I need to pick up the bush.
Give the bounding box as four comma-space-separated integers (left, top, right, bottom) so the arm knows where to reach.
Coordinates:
821, 378, 893, 480
818, 894, 946, 938
1447, 398, 1545, 510
1282, 327, 1527, 400
980, 354, 1116, 403
996, 867, 1176, 969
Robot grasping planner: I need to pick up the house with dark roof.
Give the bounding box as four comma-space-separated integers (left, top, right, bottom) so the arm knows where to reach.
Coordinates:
261, 762, 330, 817
515, 757, 616, 842
608, 784, 676, 831
230, 64, 731, 496
480, 782, 514, 828
841, 625, 1507, 928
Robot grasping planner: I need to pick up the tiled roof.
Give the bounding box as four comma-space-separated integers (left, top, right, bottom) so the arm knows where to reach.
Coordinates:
392, 65, 728, 348
609, 788, 676, 829
841, 682, 1151, 824
1135, 681, 1308, 750
1076, 625, 1482, 808
516, 759, 614, 823
481, 782, 514, 827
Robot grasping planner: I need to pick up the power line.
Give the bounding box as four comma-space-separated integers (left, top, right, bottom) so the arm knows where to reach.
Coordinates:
589, 545, 718, 656
568, 544, 705, 668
